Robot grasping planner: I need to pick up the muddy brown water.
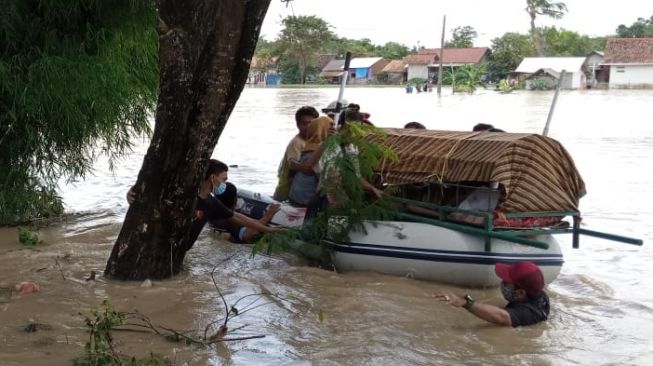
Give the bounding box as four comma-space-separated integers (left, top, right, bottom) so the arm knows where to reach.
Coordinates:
1, 88, 652, 365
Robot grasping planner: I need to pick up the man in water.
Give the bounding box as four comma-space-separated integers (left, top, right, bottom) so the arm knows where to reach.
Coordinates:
434, 261, 550, 327
273, 106, 320, 201
128, 159, 281, 253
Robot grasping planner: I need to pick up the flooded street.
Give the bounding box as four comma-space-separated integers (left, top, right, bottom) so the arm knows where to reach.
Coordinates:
1, 87, 652, 365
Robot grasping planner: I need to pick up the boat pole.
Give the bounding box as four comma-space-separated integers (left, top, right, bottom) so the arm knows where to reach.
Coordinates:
333, 51, 352, 122
543, 70, 565, 136
437, 15, 446, 95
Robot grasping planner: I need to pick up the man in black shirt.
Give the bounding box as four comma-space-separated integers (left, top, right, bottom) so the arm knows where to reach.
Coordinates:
434, 261, 550, 327
128, 159, 281, 253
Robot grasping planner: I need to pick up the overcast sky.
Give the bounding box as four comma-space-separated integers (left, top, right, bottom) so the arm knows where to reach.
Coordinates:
260, 0, 652, 48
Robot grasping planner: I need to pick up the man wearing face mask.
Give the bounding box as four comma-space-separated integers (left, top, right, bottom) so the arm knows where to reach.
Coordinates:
434, 261, 550, 327
127, 159, 281, 254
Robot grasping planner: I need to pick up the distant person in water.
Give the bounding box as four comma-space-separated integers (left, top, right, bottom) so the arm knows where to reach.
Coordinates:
473, 123, 505, 132
404, 122, 426, 129
434, 261, 550, 327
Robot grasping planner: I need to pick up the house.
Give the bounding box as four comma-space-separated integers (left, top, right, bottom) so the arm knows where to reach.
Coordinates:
319, 57, 389, 84
404, 47, 489, 81
319, 59, 346, 83
247, 56, 280, 86
379, 59, 407, 84
347, 57, 389, 84
585, 51, 608, 86
523, 68, 563, 90
602, 38, 653, 89
514, 57, 587, 89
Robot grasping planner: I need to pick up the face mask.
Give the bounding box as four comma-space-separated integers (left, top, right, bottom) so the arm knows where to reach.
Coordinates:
501, 281, 514, 302
213, 182, 227, 196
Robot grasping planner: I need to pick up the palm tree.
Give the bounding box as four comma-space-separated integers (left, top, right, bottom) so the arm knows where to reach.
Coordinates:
525, 0, 568, 55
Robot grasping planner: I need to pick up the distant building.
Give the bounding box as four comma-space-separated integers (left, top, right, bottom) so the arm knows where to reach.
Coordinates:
347, 57, 389, 84
602, 38, 653, 89
319, 59, 346, 83
585, 51, 607, 87
404, 47, 489, 81
319, 57, 389, 84
380, 59, 407, 84
514, 57, 587, 89
248, 56, 280, 86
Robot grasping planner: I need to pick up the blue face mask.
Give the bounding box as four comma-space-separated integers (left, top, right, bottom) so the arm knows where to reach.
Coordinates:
501, 281, 514, 302
213, 182, 227, 196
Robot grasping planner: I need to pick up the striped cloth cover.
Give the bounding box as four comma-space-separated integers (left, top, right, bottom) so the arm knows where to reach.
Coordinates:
374, 128, 586, 213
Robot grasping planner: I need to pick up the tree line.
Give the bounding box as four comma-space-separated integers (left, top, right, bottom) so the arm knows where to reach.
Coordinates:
256, 8, 653, 83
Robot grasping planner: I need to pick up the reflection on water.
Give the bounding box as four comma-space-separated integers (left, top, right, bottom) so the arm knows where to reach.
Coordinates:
1, 88, 652, 365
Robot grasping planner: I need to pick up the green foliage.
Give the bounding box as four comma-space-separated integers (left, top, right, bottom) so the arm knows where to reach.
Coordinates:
529, 77, 556, 90
541, 26, 606, 56
376, 42, 410, 60
407, 78, 426, 86
277, 15, 334, 84
444, 64, 487, 93
488, 32, 535, 80
525, 0, 568, 55
446, 26, 478, 48
0, 0, 159, 225
17, 227, 40, 246
498, 79, 516, 93
75, 300, 166, 366
616, 15, 653, 38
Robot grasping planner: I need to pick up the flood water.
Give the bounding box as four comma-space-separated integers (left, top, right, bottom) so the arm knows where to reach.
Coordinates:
1, 87, 652, 365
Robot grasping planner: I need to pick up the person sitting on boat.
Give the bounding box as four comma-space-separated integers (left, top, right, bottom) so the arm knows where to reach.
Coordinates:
404, 121, 426, 129
127, 159, 282, 252
211, 182, 281, 243
273, 106, 320, 201
434, 261, 550, 327
472, 123, 505, 132
288, 116, 333, 207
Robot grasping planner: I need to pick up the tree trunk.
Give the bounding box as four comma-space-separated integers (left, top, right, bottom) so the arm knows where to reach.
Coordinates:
105, 0, 270, 280
529, 12, 543, 56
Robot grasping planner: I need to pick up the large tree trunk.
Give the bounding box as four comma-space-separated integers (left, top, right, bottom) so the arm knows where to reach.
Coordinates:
105, 0, 270, 280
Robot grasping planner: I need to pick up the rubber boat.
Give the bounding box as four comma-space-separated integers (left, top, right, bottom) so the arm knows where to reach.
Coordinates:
236, 129, 642, 287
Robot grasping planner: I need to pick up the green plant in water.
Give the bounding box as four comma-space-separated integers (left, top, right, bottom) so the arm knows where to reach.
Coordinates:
529, 77, 556, 90
498, 79, 515, 93
74, 300, 165, 366
17, 227, 39, 246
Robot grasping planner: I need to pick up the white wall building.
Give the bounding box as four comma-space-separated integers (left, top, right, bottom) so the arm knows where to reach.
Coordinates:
515, 57, 586, 89
603, 38, 653, 89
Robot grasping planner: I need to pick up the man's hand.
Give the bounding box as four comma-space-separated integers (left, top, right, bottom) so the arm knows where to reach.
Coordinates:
433, 291, 465, 308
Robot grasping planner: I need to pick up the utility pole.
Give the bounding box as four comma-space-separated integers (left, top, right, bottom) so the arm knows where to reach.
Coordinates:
437, 15, 446, 95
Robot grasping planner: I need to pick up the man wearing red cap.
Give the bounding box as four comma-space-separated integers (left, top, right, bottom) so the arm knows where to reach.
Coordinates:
434, 261, 550, 327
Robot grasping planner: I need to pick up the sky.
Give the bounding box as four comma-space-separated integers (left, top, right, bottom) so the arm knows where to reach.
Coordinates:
260, 0, 653, 48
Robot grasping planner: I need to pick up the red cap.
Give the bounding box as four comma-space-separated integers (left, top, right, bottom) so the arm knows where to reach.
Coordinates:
495, 261, 545, 296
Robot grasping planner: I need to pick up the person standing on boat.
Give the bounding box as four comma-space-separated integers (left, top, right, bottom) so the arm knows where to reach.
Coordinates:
434, 261, 550, 327
288, 116, 333, 207
273, 106, 320, 201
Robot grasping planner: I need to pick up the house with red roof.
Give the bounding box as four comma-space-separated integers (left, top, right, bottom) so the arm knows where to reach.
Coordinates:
602, 38, 653, 89
404, 47, 489, 81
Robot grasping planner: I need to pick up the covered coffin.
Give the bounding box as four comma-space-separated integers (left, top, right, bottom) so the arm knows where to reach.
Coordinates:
374, 128, 586, 213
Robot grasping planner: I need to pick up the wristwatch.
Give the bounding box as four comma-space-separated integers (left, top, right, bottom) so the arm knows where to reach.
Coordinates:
463, 294, 475, 310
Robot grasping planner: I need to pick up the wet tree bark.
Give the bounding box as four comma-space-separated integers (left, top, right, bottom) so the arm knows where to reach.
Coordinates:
105, 0, 270, 280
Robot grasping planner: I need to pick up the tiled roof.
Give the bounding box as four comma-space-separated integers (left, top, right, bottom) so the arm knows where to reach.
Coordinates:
603, 38, 653, 64
405, 47, 489, 65
382, 60, 407, 73
322, 59, 346, 72
404, 54, 436, 65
